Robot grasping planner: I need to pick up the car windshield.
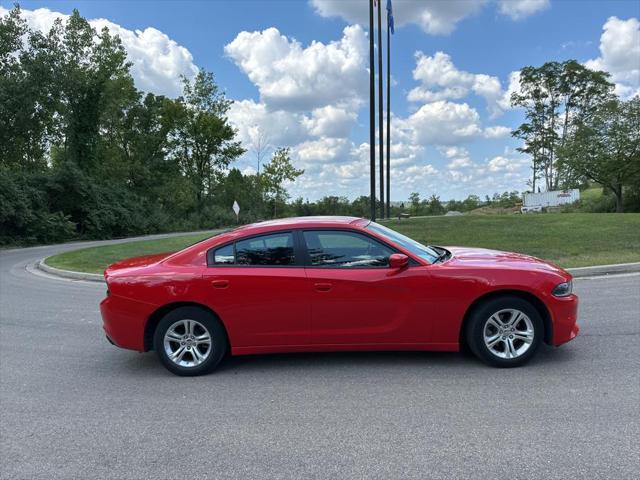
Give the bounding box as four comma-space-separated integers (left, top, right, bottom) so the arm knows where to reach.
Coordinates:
366, 221, 440, 264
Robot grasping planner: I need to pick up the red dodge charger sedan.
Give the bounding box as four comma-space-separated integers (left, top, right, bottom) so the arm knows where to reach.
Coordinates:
100, 216, 579, 376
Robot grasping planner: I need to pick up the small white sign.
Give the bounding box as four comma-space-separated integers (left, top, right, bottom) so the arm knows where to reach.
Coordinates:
232, 200, 240, 220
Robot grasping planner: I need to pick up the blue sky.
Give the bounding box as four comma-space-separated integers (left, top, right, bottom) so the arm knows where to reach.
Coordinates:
3, 0, 639, 201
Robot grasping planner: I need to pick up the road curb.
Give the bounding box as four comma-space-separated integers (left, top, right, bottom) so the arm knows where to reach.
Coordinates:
567, 262, 640, 278
37, 259, 105, 283
37, 256, 640, 283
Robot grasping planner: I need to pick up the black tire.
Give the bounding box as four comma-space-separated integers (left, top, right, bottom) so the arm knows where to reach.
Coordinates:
153, 306, 227, 376
466, 295, 543, 368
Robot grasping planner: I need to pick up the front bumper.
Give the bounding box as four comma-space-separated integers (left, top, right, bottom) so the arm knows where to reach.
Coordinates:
100, 294, 155, 351
549, 293, 579, 346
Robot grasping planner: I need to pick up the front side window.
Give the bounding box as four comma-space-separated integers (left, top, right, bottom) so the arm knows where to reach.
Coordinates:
303, 230, 394, 267
235, 232, 296, 266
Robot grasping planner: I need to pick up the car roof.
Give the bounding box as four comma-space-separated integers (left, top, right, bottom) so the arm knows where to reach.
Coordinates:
233, 216, 369, 234
165, 216, 372, 266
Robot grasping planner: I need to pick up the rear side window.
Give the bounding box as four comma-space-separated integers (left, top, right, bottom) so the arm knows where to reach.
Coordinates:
303, 230, 394, 267
235, 232, 296, 266
213, 244, 234, 265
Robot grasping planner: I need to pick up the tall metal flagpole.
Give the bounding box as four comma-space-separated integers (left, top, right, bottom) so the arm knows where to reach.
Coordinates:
377, 0, 384, 219
386, 0, 392, 218
368, 0, 376, 221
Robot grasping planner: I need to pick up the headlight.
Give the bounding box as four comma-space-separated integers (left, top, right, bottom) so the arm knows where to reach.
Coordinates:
552, 281, 572, 297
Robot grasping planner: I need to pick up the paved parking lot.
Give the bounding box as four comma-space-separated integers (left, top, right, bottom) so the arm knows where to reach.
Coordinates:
1, 240, 638, 479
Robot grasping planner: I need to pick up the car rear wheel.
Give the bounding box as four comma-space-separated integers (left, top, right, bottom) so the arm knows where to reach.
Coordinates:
153, 306, 227, 376
466, 296, 543, 367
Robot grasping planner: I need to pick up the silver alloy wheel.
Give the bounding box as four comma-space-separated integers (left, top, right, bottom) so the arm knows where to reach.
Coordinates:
483, 308, 534, 359
163, 319, 212, 368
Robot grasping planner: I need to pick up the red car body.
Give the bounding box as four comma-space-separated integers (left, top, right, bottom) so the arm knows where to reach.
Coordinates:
100, 216, 579, 357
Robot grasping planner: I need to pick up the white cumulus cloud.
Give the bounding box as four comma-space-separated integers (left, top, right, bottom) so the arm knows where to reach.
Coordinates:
224, 25, 367, 112
302, 106, 358, 138
497, 0, 550, 21
488, 155, 529, 173
0, 6, 198, 97
227, 99, 308, 149
311, 0, 544, 34
404, 100, 483, 145
484, 126, 512, 138
310, 0, 487, 35
409, 51, 507, 117
585, 16, 640, 99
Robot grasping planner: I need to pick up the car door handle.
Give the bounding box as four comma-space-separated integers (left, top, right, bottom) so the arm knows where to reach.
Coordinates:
314, 282, 333, 292
211, 279, 229, 289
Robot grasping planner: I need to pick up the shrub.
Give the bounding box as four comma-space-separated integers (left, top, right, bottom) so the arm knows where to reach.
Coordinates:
0, 169, 75, 245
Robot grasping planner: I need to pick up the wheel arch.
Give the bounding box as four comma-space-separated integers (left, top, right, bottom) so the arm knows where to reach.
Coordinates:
459, 289, 553, 347
144, 302, 230, 352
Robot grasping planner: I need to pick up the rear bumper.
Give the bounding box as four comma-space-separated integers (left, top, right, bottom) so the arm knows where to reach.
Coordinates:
549, 294, 579, 346
100, 294, 155, 351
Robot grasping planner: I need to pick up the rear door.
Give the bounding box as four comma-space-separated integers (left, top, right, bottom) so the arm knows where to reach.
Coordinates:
202, 231, 310, 348
301, 229, 430, 346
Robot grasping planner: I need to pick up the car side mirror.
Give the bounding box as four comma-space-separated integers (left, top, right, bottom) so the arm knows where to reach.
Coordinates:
389, 253, 409, 269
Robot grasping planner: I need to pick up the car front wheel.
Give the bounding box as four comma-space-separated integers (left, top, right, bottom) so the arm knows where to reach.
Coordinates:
153, 306, 227, 376
466, 296, 543, 367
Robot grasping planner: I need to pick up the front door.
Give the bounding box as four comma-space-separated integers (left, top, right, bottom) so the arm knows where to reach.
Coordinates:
302, 229, 429, 346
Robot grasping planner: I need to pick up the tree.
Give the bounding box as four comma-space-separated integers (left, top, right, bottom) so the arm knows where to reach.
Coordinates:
461, 194, 481, 212
248, 125, 271, 177
217, 168, 264, 221
0, 6, 59, 171
511, 60, 614, 191
559, 97, 640, 212
56, 11, 135, 174
408, 192, 421, 215
261, 148, 304, 217
351, 195, 371, 217
173, 71, 245, 208
425, 194, 445, 215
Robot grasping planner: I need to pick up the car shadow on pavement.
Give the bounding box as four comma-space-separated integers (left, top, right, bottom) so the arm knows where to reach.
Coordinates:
215, 342, 578, 374
110, 341, 579, 378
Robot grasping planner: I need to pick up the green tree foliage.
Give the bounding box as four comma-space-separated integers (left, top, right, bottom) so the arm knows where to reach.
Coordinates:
511, 60, 614, 191
173, 72, 245, 207
408, 192, 421, 215
0, 168, 75, 244
559, 97, 640, 212
0, 7, 257, 244
0, 7, 58, 171
424, 194, 445, 216
261, 148, 304, 217
217, 168, 265, 223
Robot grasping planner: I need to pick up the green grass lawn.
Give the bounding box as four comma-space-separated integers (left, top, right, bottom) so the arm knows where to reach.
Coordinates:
580, 186, 604, 201
45, 213, 640, 274
45, 232, 213, 274
382, 213, 640, 268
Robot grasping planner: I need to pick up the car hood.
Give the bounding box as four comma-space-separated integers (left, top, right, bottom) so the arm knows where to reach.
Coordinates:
445, 246, 568, 276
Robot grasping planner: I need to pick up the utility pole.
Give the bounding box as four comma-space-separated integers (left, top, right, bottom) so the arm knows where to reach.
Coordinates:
377, 0, 384, 219
368, 0, 376, 221
386, 1, 392, 218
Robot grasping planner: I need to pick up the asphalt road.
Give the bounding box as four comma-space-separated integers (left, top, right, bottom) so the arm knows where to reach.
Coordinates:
1, 237, 639, 479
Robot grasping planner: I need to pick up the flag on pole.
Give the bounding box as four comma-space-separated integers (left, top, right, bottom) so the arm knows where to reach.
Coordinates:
387, 0, 394, 34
